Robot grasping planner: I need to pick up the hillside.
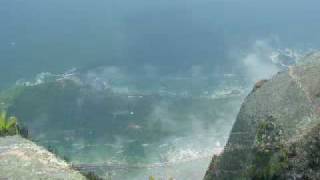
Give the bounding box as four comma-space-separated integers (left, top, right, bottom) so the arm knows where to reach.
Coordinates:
204, 52, 320, 179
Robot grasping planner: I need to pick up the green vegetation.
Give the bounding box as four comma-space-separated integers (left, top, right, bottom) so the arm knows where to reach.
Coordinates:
248, 116, 288, 180
81, 171, 104, 180
0, 111, 18, 136
0, 110, 29, 138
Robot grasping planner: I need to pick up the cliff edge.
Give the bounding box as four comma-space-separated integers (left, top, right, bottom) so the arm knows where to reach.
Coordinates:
0, 135, 85, 180
205, 52, 320, 179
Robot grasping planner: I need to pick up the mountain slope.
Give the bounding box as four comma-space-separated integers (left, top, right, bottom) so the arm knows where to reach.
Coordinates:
204, 52, 320, 179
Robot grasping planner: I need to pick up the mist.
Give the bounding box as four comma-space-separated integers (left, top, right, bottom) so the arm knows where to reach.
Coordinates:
1, 0, 320, 179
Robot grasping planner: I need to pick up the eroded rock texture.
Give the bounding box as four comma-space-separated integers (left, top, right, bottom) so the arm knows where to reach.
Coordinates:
0, 136, 85, 180
205, 53, 320, 180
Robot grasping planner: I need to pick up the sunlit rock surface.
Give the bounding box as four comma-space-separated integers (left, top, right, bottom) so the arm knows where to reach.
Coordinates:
0, 135, 85, 180
205, 52, 320, 180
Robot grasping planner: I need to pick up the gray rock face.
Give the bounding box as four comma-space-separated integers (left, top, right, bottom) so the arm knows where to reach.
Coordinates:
0, 136, 85, 180
204, 52, 320, 180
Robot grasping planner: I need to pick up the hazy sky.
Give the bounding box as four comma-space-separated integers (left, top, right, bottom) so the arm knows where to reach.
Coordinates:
1, 0, 320, 87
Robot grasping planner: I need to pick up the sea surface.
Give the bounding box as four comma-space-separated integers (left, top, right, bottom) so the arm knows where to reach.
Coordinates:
1, 0, 320, 179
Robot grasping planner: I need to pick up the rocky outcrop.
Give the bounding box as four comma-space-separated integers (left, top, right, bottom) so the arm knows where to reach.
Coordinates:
204, 52, 320, 179
0, 135, 85, 180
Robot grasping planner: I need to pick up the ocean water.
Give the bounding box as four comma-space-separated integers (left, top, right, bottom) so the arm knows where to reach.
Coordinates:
1, 0, 320, 179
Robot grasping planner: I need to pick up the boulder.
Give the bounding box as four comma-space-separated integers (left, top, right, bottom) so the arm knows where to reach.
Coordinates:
0, 135, 85, 180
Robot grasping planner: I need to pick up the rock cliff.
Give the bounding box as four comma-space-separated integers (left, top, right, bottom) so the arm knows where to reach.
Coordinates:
205, 52, 320, 179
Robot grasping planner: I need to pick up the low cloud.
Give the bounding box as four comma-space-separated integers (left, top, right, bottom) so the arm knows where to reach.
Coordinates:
241, 40, 280, 83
